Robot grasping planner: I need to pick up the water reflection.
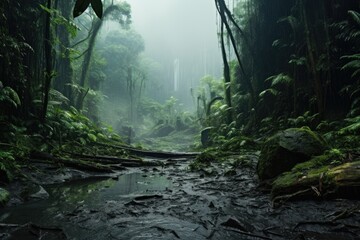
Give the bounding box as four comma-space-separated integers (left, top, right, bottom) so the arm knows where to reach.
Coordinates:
0, 173, 172, 225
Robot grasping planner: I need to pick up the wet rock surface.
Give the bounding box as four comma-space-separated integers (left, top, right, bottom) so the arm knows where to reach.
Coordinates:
0, 152, 360, 240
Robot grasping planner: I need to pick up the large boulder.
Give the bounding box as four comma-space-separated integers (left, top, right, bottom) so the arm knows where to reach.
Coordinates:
257, 127, 327, 180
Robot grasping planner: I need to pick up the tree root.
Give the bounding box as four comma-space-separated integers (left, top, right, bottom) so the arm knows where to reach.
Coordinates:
271, 188, 312, 207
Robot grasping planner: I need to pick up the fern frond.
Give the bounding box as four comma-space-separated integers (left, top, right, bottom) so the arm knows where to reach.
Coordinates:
259, 88, 279, 98
348, 10, 360, 27
265, 73, 293, 87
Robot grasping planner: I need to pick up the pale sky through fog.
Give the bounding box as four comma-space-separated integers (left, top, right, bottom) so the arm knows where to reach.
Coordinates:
124, 0, 223, 107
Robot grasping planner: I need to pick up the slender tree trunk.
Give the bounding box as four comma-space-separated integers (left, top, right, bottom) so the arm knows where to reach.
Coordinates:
76, 5, 125, 110
301, 0, 324, 117
220, 21, 233, 124
41, 0, 53, 122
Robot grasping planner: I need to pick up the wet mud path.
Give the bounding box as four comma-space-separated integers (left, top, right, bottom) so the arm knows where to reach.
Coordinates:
1, 152, 360, 239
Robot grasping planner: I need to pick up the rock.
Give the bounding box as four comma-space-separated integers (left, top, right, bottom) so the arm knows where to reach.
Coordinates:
200, 127, 213, 147
257, 127, 327, 180
0, 188, 10, 207
221, 217, 248, 231
29, 185, 49, 200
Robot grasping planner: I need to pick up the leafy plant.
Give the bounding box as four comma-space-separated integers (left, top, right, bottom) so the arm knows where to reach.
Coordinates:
0, 83, 21, 109
341, 53, 360, 117
0, 150, 18, 182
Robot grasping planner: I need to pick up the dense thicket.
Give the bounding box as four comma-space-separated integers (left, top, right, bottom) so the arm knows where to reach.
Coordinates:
212, 0, 360, 136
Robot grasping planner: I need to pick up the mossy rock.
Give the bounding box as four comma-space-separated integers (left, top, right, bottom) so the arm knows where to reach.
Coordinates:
257, 127, 327, 180
200, 127, 213, 147
272, 160, 360, 200
0, 187, 10, 207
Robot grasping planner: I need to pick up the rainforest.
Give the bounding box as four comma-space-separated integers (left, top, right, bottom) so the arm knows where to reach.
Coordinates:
0, 0, 360, 239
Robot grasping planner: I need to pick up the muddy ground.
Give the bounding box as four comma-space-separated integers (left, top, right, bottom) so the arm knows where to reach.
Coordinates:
0, 151, 360, 240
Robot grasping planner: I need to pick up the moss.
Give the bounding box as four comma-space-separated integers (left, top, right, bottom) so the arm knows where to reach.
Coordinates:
272, 171, 302, 190
299, 126, 327, 146
272, 149, 344, 195
272, 149, 359, 199
292, 148, 344, 172
0, 188, 10, 207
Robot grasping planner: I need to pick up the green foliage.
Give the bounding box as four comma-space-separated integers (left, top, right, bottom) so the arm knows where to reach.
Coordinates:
40, 106, 123, 153
258, 88, 279, 98
0, 84, 21, 109
265, 73, 293, 88
292, 149, 344, 173
40, 4, 78, 38
341, 53, 360, 117
195, 75, 224, 124
0, 150, 18, 182
338, 116, 360, 135
287, 111, 320, 128
189, 151, 216, 171
341, 53, 360, 78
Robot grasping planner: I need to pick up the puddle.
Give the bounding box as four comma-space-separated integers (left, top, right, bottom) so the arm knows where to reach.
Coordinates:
0, 172, 171, 226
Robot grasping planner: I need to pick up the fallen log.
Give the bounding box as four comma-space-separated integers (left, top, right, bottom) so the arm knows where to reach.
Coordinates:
29, 152, 114, 173
94, 142, 199, 158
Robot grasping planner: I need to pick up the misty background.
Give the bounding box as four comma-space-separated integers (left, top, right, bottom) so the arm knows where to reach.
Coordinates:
125, 0, 222, 108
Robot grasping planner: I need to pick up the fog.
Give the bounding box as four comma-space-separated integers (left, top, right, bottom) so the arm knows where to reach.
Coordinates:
126, 0, 222, 109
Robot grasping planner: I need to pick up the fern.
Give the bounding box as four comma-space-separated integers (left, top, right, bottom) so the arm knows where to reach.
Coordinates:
0, 86, 21, 108
339, 116, 360, 134
341, 53, 360, 78
0, 151, 16, 181
49, 89, 69, 104
259, 88, 279, 98
265, 73, 293, 87
348, 10, 360, 27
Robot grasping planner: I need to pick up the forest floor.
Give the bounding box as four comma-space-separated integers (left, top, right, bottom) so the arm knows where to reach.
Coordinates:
1, 147, 360, 240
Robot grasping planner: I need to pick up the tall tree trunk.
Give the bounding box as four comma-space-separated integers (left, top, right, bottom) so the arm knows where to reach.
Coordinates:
41, 0, 53, 122
301, 0, 324, 117
54, 0, 74, 103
